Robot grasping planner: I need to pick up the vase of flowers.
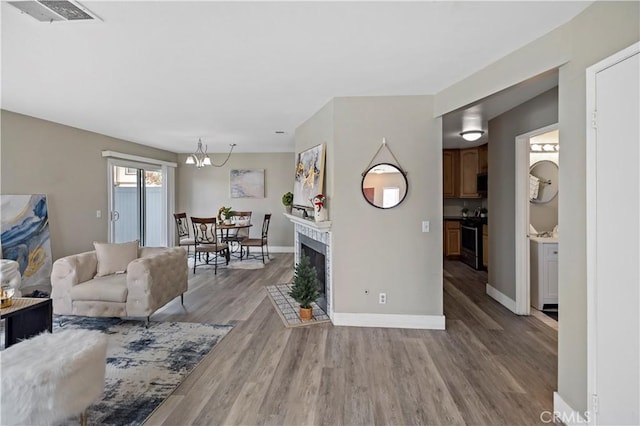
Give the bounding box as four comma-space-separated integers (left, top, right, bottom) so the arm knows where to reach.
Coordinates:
217, 206, 235, 224
311, 194, 327, 222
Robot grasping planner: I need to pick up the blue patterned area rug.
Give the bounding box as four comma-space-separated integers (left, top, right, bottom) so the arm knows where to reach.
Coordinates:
54, 316, 233, 426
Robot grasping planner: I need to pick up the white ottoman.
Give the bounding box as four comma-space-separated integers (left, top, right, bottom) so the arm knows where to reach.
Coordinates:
0, 329, 108, 426
0, 259, 22, 297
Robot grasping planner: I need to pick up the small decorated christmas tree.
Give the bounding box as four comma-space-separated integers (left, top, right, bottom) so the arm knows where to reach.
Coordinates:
289, 254, 319, 319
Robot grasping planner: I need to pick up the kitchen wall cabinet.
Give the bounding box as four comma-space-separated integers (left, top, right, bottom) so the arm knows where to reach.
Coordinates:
444, 220, 461, 256
442, 144, 487, 199
443, 150, 459, 198
530, 238, 558, 310
482, 224, 488, 268
479, 144, 488, 174
459, 147, 480, 198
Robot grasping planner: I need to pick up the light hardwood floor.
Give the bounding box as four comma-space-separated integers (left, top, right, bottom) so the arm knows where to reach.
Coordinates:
146, 255, 557, 426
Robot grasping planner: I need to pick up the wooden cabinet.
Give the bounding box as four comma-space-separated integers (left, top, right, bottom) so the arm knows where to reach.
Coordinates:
482, 224, 488, 268
479, 144, 488, 174
444, 220, 461, 257
530, 238, 559, 310
442, 144, 487, 199
443, 150, 459, 198
459, 147, 480, 198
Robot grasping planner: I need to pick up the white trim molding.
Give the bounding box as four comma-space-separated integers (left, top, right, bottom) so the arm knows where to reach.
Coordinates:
553, 392, 589, 426
486, 283, 517, 314
332, 313, 446, 330
268, 246, 294, 253
102, 150, 178, 168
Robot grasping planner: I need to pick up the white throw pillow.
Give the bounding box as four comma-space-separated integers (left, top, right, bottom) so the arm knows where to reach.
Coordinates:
93, 240, 139, 277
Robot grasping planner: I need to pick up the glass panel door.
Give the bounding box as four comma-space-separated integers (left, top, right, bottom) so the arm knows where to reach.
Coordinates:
110, 164, 166, 246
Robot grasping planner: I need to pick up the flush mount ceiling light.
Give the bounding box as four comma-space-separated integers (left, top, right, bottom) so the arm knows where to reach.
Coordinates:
460, 130, 485, 142
185, 139, 236, 169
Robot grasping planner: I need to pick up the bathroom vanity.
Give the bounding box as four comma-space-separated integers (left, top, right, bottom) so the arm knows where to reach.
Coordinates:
530, 236, 559, 310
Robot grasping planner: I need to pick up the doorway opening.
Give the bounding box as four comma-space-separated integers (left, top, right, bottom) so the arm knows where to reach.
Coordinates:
514, 123, 559, 317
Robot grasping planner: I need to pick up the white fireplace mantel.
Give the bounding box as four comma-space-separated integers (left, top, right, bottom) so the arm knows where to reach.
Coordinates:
283, 213, 332, 232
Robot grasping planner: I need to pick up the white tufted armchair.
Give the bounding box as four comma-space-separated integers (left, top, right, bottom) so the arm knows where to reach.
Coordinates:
51, 247, 187, 320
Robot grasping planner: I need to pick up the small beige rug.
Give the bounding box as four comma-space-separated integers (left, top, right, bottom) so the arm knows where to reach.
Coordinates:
266, 284, 331, 328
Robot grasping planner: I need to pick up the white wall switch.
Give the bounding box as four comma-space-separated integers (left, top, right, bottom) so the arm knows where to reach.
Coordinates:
422, 221, 430, 232
96, 210, 102, 218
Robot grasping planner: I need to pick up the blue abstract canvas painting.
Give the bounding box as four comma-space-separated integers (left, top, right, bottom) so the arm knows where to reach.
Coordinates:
0, 194, 52, 288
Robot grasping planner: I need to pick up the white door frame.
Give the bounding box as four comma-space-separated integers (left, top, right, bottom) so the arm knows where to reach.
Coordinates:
103, 151, 177, 246
514, 123, 558, 315
586, 41, 639, 426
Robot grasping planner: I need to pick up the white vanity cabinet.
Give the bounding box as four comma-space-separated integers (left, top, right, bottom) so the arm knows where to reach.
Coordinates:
530, 237, 559, 310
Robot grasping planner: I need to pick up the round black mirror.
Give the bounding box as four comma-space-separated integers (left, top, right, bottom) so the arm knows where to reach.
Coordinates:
361, 163, 408, 209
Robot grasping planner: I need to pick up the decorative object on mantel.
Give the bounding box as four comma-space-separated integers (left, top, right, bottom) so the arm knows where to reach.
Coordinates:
289, 254, 320, 321
217, 206, 236, 224
266, 284, 330, 327
293, 143, 326, 208
311, 194, 327, 222
361, 138, 408, 209
282, 191, 294, 214
185, 138, 236, 168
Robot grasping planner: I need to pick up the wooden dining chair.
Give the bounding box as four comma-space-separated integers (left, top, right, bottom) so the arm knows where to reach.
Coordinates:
240, 213, 271, 263
223, 211, 252, 250
191, 217, 230, 274
173, 212, 195, 256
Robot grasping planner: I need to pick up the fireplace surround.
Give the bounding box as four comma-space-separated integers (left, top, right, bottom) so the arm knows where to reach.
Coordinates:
285, 214, 332, 319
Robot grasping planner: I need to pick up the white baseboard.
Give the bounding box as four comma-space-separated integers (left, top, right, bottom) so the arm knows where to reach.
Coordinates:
486, 283, 517, 313
553, 392, 589, 425
332, 312, 446, 330
268, 246, 294, 253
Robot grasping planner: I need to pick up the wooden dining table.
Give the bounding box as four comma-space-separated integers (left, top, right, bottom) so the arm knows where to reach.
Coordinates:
217, 222, 253, 256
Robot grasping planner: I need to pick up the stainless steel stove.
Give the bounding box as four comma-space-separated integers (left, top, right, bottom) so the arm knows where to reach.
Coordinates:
460, 217, 486, 270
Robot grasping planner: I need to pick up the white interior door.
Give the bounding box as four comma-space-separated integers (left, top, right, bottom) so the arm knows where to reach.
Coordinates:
587, 43, 639, 425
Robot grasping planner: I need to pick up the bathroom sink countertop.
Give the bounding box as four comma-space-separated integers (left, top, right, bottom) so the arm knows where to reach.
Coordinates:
530, 235, 559, 243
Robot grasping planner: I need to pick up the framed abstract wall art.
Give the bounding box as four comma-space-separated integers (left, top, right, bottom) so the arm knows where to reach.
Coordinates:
230, 169, 265, 198
0, 194, 52, 288
293, 143, 326, 208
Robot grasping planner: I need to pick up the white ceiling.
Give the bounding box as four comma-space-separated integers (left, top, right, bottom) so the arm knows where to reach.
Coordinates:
1, 1, 591, 154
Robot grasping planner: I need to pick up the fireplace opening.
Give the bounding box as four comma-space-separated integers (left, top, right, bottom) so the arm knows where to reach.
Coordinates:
299, 235, 327, 312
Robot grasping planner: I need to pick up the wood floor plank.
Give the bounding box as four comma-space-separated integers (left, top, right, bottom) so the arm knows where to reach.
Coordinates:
144, 255, 558, 426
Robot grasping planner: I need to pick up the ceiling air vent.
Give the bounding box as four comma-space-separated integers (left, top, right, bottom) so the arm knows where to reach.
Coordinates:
8, 1, 101, 22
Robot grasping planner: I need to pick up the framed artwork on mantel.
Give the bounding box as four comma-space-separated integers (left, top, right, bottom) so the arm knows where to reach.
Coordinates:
293, 143, 326, 208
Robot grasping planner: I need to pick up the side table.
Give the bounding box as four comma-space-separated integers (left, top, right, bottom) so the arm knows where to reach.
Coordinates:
1, 297, 53, 348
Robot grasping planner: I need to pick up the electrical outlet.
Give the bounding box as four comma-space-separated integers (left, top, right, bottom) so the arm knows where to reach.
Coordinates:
96, 210, 102, 218
422, 221, 430, 232
379, 293, 386, 304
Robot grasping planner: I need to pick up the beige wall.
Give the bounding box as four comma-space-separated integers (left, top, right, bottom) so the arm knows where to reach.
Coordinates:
437, 1, 640, 413
487, 88, 558, 300
176, 153, 295, 247
1, 110, 178, 260
297, 95, 443, 316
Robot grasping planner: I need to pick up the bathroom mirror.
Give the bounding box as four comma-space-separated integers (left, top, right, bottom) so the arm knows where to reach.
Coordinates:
361, 163, 408, 209
529, 160, 558, 204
